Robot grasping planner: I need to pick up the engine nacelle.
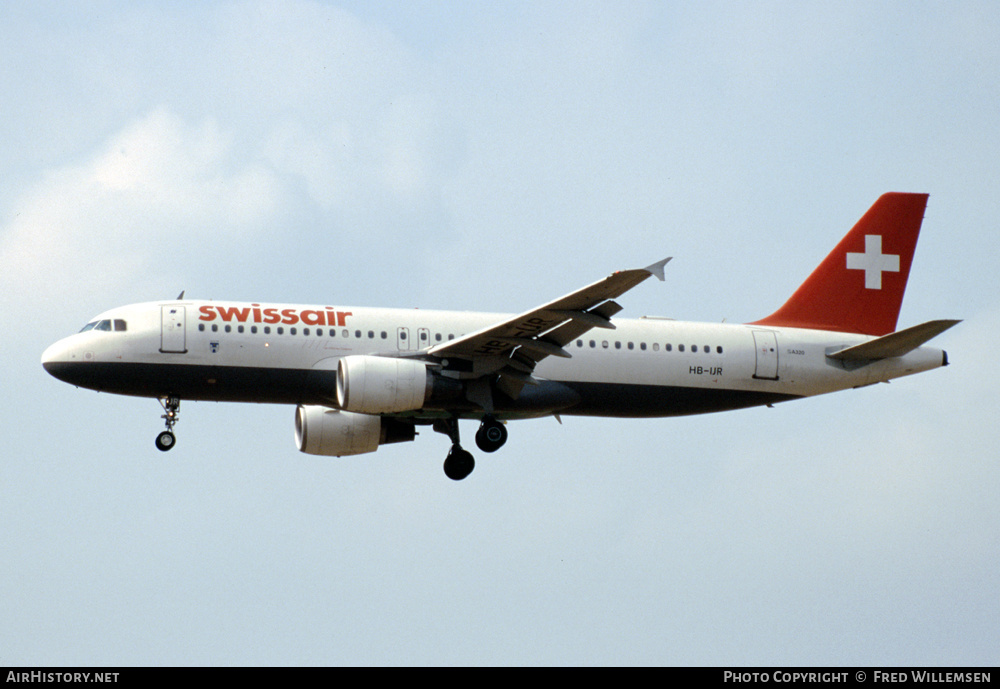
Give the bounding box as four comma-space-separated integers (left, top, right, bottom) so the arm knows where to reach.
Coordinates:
295, 405, 415, 457
336, 355, 430, 414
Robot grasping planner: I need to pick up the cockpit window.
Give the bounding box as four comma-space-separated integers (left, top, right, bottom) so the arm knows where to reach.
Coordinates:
79, 318, 127, 333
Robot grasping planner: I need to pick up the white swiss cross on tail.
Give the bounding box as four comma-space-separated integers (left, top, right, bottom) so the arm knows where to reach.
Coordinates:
750, 192, 928, 336
846, 234, 900, 289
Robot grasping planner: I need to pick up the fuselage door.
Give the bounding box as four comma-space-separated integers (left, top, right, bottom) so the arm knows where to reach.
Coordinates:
752, 330, 778, 380
397, 327, 410, 351
160, 306, 187, 353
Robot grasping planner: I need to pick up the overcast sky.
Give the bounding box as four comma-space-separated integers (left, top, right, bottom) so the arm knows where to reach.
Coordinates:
2, 0, 997, 666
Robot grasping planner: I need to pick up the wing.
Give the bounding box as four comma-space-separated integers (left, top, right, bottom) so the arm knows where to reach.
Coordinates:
427, 258, 671, 400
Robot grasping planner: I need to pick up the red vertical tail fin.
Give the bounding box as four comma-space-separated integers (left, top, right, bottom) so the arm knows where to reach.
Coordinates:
750, 192, 928, 336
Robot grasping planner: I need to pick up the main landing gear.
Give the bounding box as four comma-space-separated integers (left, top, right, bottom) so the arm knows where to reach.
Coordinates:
155, 396, 180, 451
436, 415, 508, 481
475, 415, 508, 453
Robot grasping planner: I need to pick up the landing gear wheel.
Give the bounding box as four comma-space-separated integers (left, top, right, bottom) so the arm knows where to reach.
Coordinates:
444, 446, 475, 481
155, 431, 176, 452
156, 396, 181, 452
475, 417, 508, 453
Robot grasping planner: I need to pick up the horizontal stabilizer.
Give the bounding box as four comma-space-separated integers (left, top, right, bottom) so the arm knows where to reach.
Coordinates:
827, 319, 960, 362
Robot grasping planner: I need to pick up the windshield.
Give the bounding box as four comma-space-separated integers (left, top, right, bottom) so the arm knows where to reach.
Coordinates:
78, 319, 127, 333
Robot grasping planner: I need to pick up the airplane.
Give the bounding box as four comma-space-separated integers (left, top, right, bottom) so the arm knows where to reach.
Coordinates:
42, 192, 958, 480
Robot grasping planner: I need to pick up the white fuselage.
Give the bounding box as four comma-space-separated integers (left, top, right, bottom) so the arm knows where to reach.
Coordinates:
41, 299, 947, 419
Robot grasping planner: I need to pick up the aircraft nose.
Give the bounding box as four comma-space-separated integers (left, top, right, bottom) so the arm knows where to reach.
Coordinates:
41, 336, 86, 383
42, 340, 61, 370
42, 337, 68, 368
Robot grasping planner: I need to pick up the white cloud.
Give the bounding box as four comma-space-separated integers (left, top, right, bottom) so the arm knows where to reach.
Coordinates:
0, 108, 283, 321
2, 0, 464, 323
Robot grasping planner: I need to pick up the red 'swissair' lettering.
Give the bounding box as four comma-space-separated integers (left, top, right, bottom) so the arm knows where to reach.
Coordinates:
198, 304, 352, 326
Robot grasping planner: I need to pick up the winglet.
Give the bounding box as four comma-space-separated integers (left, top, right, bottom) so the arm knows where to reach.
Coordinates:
644, 257, 672, 282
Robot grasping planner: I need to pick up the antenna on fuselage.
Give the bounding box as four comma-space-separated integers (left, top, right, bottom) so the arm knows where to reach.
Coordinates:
176, 290, 185, 300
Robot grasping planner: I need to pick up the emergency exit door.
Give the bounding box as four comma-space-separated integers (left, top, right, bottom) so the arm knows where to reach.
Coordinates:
397, 327, 410, 351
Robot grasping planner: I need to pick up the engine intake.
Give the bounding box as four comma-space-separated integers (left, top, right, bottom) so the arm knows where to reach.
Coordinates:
336, 355, 429, 414
295, 405, 415, 457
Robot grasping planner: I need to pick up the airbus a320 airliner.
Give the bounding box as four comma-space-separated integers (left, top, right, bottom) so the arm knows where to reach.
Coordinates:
42, 193, 957, 479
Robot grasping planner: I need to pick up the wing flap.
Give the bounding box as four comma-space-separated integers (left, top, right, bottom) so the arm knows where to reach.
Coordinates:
427, 260, 670, 363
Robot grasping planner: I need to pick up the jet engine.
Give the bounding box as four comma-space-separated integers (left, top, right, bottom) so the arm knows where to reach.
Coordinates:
295, 405, 415, 457
336, 355, 461, 414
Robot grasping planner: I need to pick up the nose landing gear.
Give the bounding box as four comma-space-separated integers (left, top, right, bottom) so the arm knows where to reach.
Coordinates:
155, 396, 180, 451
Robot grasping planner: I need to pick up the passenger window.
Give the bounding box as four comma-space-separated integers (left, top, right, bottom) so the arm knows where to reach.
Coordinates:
264, 327, 271, 334
435, 334, 442, 342
640, 342, 646, 351
355, 330, 362, 338
277, 327, 284, 335
653, 343, 659, 351
251, 326, 258, 334
368, 330, 374, 339
589, 340, 596, 348
666, 344, 672, 352
382, 331, 388, 339
291, 328, 297, 335
317, 329, 323, 337
628, 342, 634, 350
212, 324, 219, 332
678, 344, 684, 352
225, 325, 232, 333
615, 342, 621, 349
303, 328, 310, 335
199, 324, 205, 332
238, 325, 244, 333
704, 345, 710, 353
342, 329, 348, 338
717, 346, 724, 354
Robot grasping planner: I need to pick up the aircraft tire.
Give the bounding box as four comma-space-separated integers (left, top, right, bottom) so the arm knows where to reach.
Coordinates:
475, 418, 507, 453
444, 446, 474, 481
155, 431, 176, 452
